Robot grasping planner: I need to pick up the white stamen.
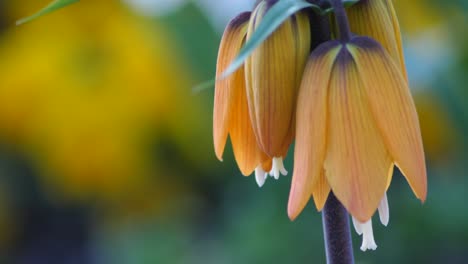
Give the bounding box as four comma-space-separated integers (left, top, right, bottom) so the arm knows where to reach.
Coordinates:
352, 194, 389, 252
378, 192, 390, 226
352, 216, 363, 235
269, 157, 288, 180
358, 219, 378, 251
255, 165, 268, 187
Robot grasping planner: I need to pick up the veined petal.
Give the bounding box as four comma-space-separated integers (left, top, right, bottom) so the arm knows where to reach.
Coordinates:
312, 170, 331, 211
347, 0, 407, 79
287, 41, 341, 220
323, 47, 393, 222
384, 0, 407, 80
213, 12, 251, 161
246, 6, 310, 157
276, 11, 312, 159
348, 37, 427, 202
230, 64, 269, 176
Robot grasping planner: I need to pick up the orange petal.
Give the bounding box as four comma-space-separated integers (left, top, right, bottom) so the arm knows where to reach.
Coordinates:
312, 170, 331, 211
348, 37, 427, 202
213, 12, 250, 161
387, 164, 394, 190
261, 158, 272, 172
313, 165, 393, 213
347, 0, 407, 79
323, 47, 393, 222
287, 41, 341, 220
245, 7, 310, 157
384, 0, 407, 80
230, 65, 269, 176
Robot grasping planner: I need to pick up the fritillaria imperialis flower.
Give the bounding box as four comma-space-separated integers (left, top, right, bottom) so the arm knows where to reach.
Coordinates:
213, 0, 427, 254
213, 12, 272, 184
213, 0, 310, 187
288, 37, 427, 251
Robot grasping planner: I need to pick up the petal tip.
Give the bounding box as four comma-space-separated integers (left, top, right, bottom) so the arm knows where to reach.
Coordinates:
287, 190, 309, 221
287, 205, 299, 221
287, 192, 303, 221
419, 193, 427, 204
214, 150, 224, 162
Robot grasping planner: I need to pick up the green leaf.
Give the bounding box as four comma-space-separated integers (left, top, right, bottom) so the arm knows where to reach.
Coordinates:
220, 0, 318, 79
16, 0, 79, 25
192, 79, 216, 95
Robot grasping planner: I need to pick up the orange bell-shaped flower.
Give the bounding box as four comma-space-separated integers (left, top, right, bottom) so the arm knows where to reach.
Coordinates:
214, 0, 312, 186
213, 12, 273, 187
288, 37, 427, 250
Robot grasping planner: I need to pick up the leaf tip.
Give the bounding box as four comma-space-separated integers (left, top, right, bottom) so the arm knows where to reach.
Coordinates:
192, 79, 216, 95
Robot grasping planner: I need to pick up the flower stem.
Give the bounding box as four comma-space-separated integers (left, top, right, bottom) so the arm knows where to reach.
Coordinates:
329, 0, 352, 41
322, 192, 355, 264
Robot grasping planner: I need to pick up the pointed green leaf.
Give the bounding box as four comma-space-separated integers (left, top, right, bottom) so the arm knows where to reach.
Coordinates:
220, 0, 318, 79
192, 79, 216, 95
16, 0, 79, 25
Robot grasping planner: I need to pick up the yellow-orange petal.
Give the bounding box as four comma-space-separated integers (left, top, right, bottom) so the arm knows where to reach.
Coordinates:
313, 165, 392, 214
287, 41, 341, 220
279, 10, 314, 156
230, 64, 269, 176
312, 170, 331, 211
323, 47, 393, 222
245, 4, 310, 157
261, 158, 273, 172
384, 0, 407, 80
348, 37, 427, 202
213, 12, 250, 161
347, 0, 407, 80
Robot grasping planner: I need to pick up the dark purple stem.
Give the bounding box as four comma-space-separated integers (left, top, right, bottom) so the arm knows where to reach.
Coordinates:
329, 0, 352, 41
322, 192, 355, 264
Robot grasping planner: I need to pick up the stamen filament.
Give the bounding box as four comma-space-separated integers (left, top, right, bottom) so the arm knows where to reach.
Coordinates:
269, 157, 288, 179
255, 165, 267, 187
378, 192, 390, 226
352, 217, 378, 251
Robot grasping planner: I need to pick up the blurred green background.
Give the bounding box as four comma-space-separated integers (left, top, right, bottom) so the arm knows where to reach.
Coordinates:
0, 0, 466, 263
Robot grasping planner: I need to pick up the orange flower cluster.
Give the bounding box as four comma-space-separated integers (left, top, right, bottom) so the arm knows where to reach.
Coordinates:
213, 0, 427, 251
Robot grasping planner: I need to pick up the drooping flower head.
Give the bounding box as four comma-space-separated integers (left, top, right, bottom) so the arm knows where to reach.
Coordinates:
288, 36, 427, 251
214, 12, 267, 176
213, 0, 427, 253
213, 0, 311, 186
